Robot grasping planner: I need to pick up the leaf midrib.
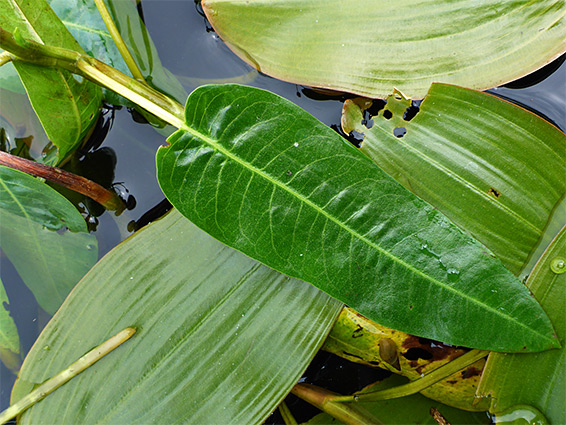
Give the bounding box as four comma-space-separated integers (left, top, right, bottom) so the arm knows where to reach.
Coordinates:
175, 105, 553, 342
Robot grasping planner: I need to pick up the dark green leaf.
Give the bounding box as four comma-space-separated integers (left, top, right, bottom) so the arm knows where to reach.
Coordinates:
11, 209, 341, 424
202, 0, 566, 99
343, 84, 566, 276
477, 227, 566, 424
0, 166, 97, 314
156, 84, 557, 352
0, 0, 102, 164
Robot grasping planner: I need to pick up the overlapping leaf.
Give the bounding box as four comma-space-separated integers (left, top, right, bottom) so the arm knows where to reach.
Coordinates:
0, 166, 97, 314
202, 0, 566, 99
156, 83, 557, 352
477, 227, 566, 424
342, 84, 566, 276
0, 0, 101, 164
11, 209, 341, 424
48, 0, 187, 105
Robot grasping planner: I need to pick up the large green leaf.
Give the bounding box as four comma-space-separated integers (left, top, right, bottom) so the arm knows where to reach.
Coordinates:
47, 0, 187, 105
0, 0, 102, 164
477, 227, 566, 424
202, 0, 566, 99
11, 209, 341, 424
342, 84, 566, 276
0, 166, 97, 314
156, 83, 557, 352
0, 276, 21, 373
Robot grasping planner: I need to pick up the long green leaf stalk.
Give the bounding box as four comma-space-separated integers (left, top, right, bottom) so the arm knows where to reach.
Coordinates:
328, 349, 489, 403
93, 0, 146, 82
0, 27, 185, 128
0, 327, 136, 424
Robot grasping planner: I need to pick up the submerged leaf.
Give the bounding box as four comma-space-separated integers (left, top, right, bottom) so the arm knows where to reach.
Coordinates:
202, 0, 566, 98
0, 166, 97, 314
342, 84, 566, 276
0, 277, 21, 373
47, 0, 187, 106
477, 227, 566, 424
0, 0, 102, 164
156, 84, 557, 352
12, 209, 341, 424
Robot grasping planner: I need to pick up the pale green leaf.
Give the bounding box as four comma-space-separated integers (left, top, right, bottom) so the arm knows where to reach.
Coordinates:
202, 0, 566, 98
0, 166, 98, 314
156, 83, 557, 352
343, 84, 566, 276
0, 276, 21, 373
11, 209, 342, 424
477, 227, 566, 424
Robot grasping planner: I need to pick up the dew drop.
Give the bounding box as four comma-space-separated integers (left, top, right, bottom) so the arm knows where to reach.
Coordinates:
86, 244, 95, 251
293, 142, 299, 147
550, 257, 565, 274
353, 395, 359, 402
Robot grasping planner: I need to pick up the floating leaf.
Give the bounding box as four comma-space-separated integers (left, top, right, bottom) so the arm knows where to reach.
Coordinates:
342, 84, 566, 275
0, 0, 101, 164
11, 209, 341, 424
156, 83, 557, 352
477, 227, 566, 424
0, 166, 97, 314
202, 0, 566, 99
0, 277, 21, 373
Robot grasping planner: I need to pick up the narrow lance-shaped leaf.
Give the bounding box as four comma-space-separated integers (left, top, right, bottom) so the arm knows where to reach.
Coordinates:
156, 84, 558, 352
11, 209, 341, 424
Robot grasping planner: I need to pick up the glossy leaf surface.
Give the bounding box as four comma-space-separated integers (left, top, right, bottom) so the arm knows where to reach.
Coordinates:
306, 375, 489, 425
477, 227, 566, 424
0, 0, 101, 164
48, 0, 187, 105
11, 209, 341, 424
202, 0, 566, 99
342, 84, 566, 276
0, 166, 97, 314
156, 84, 557, 352
0, 277, 21, 373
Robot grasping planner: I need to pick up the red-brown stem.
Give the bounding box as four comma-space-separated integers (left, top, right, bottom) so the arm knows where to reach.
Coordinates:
0, 151, 124, 213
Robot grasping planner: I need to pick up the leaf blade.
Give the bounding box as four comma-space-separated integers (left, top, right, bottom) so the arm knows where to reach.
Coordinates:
12, 209, 342, 424
156, 84, 557, 352
202, 0, 566, 99
0, 166, 97, 314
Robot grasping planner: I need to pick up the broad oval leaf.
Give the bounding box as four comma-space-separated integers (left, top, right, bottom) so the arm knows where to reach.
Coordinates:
477, 227, 566, 424
202, 0, 566, 99
0, 166, 97, 314
156, 84, 557, 352
342, 84, 566, 276
11, 209, 341, 424
0, 0, 101, 164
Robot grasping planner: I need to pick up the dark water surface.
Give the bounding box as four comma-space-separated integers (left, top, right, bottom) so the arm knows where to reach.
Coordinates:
0, 0, 565, 418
